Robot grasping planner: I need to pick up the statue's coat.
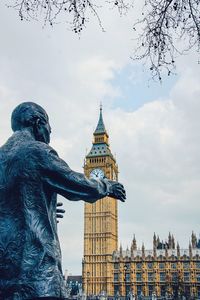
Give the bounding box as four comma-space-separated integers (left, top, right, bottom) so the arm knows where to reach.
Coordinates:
0, 129, 109, 299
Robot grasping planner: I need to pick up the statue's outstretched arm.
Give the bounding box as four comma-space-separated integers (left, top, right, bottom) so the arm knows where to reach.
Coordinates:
41, 148, 126, 203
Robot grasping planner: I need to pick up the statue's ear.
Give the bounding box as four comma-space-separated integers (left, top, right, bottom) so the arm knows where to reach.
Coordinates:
35, 118, 41, 128
32, 117, 39, 130
33, 118, 42, 139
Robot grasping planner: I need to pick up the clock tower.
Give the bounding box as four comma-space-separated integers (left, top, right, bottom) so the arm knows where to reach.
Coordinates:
82, 106, 118, 296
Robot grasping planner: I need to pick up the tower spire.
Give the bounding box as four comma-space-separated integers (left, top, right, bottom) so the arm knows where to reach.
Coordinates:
94, 104, 106, 134
86, 105, 114, 159
100, 101, 102, 111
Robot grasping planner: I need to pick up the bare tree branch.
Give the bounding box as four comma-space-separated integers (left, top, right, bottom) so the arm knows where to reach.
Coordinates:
132, 0, 200, 81
8, 0, 133, 32
7, 0, 200, 81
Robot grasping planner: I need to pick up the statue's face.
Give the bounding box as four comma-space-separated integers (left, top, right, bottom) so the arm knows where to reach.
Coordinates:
35, 114, 51, 144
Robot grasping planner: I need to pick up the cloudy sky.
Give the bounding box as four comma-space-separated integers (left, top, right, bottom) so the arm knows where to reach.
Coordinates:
1, 1, 200, 275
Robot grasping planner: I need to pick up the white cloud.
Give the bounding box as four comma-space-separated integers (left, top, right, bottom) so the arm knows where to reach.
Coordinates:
107, 64, 200, 251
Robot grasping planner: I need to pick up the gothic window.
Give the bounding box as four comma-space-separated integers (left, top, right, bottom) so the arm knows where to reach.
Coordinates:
136, 273, 142, 281
171, 263, 177, 269
184, 272, 190, 281
114, 263, 119, 269
114, 273, 119, 281
137, 286, 142, 295
197, 273, 200, 282
161, 286, 166, 296
125, 263, 131, 270
172, 273, 177, 281
136, 263, 142, 269
159, 263, 165, 269
125, 273, 130, 282
160, 272, 166, 281
148, 272, 154, 281
114, 286, 119, 295
147, 262, 153, 269
183, 262, 189, 269
149, 285, 153, 296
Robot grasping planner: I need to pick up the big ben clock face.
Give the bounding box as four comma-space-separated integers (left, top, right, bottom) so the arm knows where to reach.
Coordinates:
90, 168, 105, 179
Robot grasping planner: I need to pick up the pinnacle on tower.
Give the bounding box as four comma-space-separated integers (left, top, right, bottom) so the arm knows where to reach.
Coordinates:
189, 241, 192, 257
156, 235, 160, 247
153, 234, 157, 257
165, 243, 168, 257
153, 232, 157, 249
131, 234, 137, 251
94, 104, 106, 134
120, 243, 123, 257
172, 234, 175, 249
168, 232, 172, 249
177, 242, 180, 257
142, 243, 145, 253
191, 231, 197, 248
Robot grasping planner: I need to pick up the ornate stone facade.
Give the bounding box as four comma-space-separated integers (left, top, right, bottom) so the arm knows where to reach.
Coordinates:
113, 233, 200, 298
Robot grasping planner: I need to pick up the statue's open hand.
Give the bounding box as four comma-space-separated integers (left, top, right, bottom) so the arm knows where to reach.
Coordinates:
56, 202, 65, 223
108, 182, 126, 202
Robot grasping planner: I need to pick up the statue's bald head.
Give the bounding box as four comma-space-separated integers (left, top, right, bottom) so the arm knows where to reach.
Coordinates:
11, 102, 48, 132
11, 102, 51, 144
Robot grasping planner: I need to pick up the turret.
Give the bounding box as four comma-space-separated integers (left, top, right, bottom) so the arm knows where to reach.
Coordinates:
177, 242, 180, 257
153, 233, 157, 249
131, 234, 137, 253
171, 234, 175, 249
165, 243, 168, 258
120, 244, 123, 258
191, 231, 197, 248
142, 243, 145, 258
168, 232, 172, 249
189, 241, 192, 257
156, 235, 160, 248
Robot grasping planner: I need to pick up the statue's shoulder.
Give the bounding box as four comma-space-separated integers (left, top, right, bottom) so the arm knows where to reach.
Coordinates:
27, 141, 58, 158
1, 131, 58, 160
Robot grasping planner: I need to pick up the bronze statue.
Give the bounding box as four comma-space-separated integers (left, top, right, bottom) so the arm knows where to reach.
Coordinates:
0, 102, 126, 299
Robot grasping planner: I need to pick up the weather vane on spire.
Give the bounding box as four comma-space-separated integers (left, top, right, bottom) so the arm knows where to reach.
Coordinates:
100, 102, 103, 112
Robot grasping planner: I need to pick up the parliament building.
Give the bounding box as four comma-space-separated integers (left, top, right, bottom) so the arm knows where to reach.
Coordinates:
82, 107, 200, 298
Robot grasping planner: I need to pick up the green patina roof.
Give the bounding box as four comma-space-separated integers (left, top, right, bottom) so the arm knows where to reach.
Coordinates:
86, 143, 112, 158
94, 105, 106, 134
